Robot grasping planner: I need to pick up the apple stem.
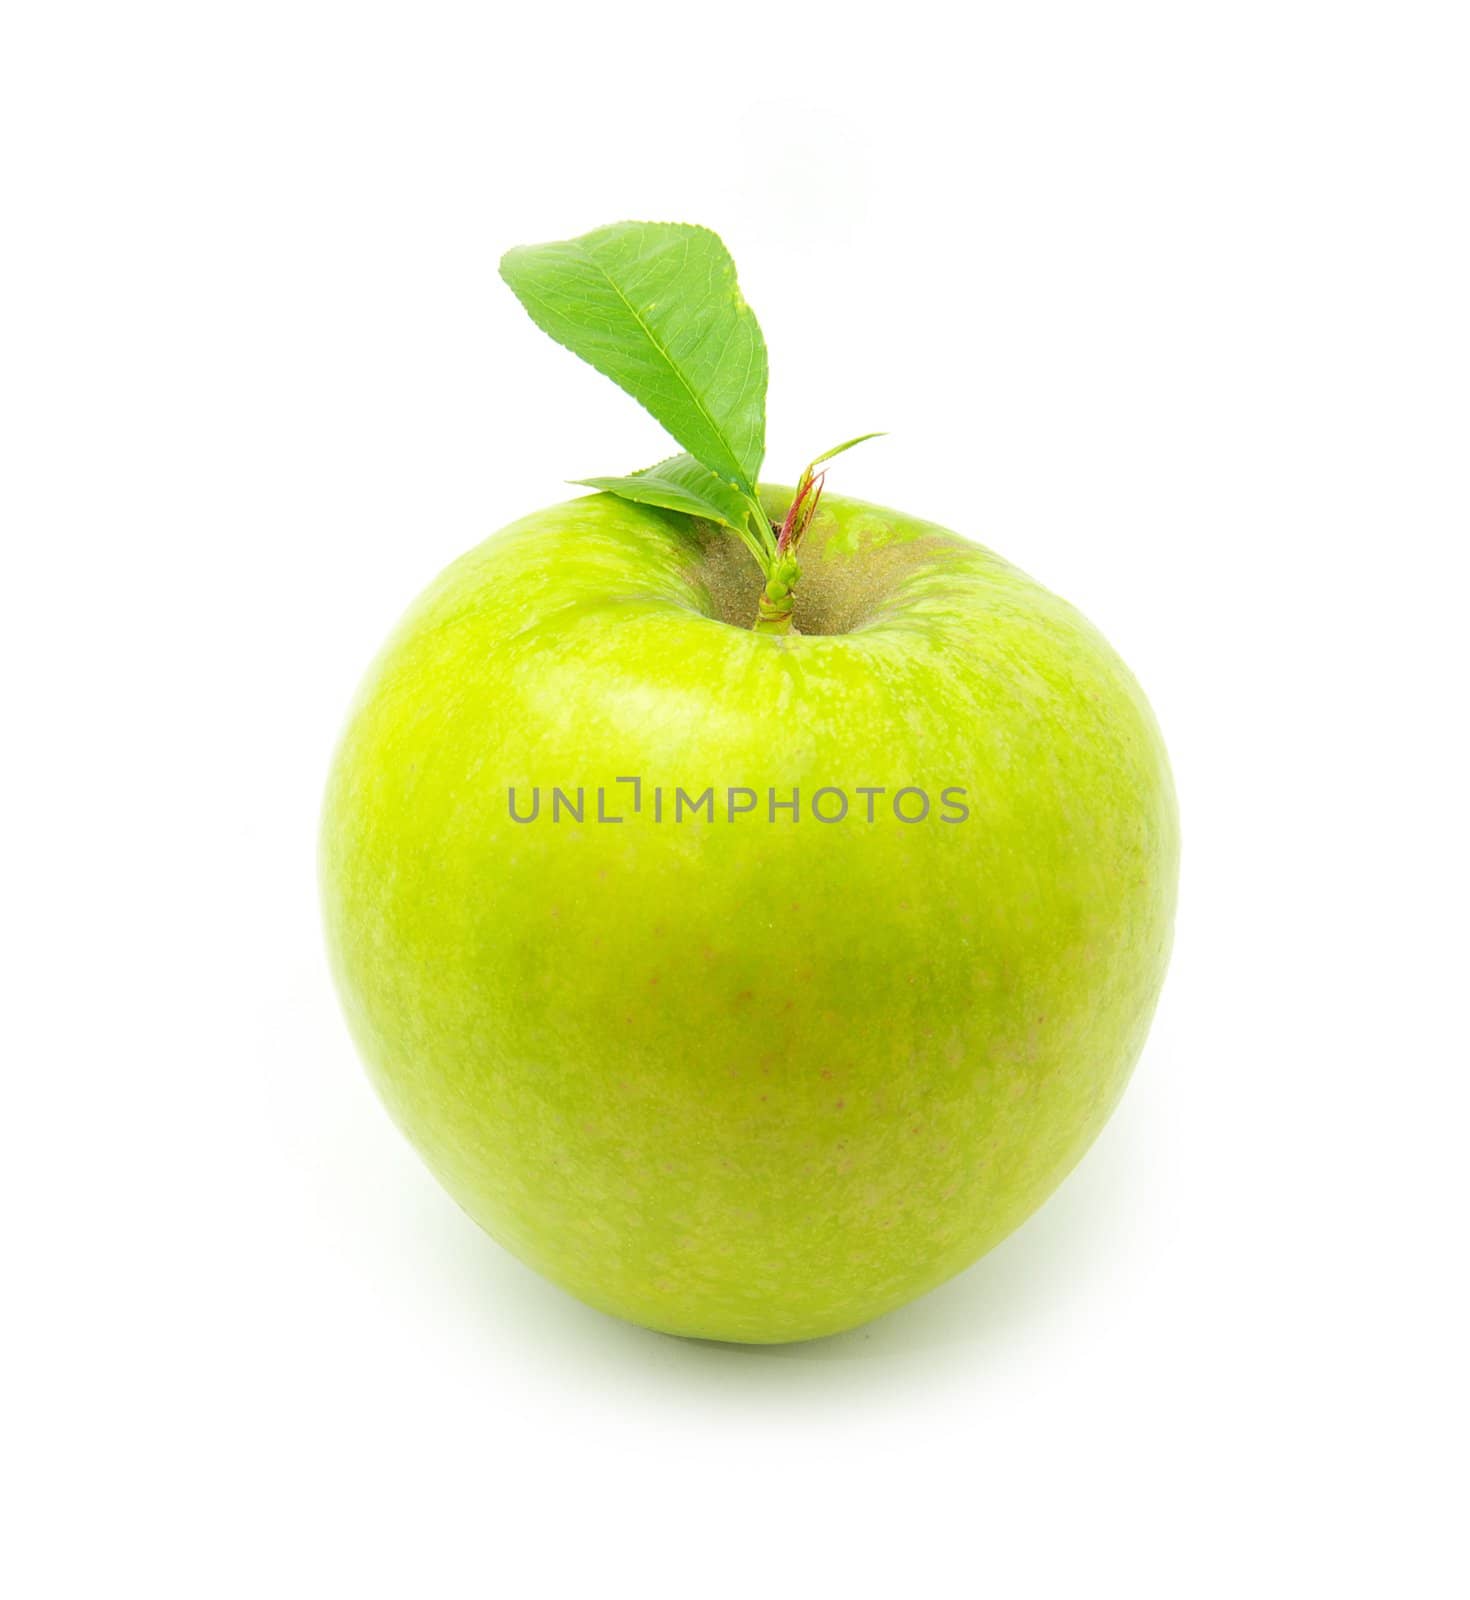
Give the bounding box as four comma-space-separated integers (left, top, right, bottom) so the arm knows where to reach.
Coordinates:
753, 553, 799, 634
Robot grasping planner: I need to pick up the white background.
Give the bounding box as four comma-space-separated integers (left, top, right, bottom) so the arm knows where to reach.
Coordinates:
4, 3, 1467, 1594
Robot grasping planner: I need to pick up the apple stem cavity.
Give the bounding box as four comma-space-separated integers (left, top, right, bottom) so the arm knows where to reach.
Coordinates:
499, 221, 885, 635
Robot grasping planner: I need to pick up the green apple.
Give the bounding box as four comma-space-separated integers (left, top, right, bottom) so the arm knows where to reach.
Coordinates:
320, 484, 1178, 1342
323, 220, 1178, 1342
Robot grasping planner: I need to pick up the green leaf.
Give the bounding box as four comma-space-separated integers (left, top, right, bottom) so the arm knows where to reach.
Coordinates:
808, 432, 886, 469
501, 222, 767, 493
576, 454, 754, 530
575, 454, 772, 568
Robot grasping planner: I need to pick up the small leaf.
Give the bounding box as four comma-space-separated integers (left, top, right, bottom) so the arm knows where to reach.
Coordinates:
776, 433, 884, 554
809, 432, 886, 469
575, 455, 772, 567
577, 454, 757, 532
501, 222, 768, 493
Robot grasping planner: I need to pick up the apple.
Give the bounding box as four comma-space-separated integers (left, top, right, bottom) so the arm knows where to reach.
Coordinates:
323, 219, 1179, 1342
320, 484, 1178, 1342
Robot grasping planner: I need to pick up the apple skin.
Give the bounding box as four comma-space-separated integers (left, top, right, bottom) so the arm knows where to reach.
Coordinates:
321, 488, 1178, 1343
